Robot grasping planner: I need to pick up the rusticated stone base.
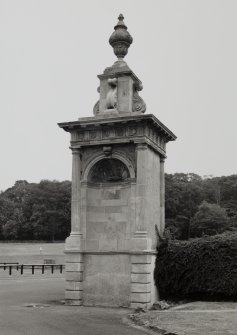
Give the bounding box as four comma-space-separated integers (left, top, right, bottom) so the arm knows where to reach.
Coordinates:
130, 254, 158, 309
64, 250, 157, 308
65, 250, 84, 306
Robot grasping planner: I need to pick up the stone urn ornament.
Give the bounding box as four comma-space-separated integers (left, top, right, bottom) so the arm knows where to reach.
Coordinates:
109, 14, 133, 60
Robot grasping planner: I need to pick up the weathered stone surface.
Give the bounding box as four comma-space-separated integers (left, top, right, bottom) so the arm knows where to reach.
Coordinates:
131, 254, 152, 264
65, 271, 83, 282
131, 292, 151, 303
85, 239, 100, 251
131, 264, 152, 274
131, 283, 151, 293
65, 290, 83, 300
86, 183, 131, 252
65, 262, 84, 272
60, 113, 175, 306
65, 281, 83, 291
65, 253, 83, 263
131, 273, 151, 284
130, 238, 152, 251
83, 254, 130, 307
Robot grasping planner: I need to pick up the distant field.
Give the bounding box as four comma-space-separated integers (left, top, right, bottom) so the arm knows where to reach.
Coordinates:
0, 243, 65, 264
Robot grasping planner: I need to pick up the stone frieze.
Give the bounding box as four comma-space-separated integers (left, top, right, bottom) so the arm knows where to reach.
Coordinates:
70, 122, 166, 154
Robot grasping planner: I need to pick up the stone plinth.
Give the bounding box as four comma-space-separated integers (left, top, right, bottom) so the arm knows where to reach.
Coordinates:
59, 113, 176, 308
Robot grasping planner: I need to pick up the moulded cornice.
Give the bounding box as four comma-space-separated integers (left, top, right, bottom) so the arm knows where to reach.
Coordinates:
58, 114, 176, 142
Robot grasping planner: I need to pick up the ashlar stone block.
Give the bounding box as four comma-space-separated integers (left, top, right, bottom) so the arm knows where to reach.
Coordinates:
65, 271, 83, 282
131, 283, 151, 293
65, 281, 83, 291
131, 273, 151, 284
66, 262, 84, 272
65, 290, 83, 300
65, 253, 83, 263
131, 263, 152, 274
131, 292, 151, 303
131, 254, 152, 264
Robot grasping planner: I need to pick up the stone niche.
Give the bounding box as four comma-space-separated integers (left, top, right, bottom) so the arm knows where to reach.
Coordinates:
58, 14, 176, 308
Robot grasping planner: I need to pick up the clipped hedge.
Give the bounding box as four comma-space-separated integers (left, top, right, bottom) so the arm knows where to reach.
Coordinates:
155, 232, 237, 300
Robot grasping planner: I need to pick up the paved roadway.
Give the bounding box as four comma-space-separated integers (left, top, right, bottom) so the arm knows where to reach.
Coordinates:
0, 277, 149, 335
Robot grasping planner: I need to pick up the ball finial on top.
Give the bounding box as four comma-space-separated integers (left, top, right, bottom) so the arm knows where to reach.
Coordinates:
109, 14, 133, 60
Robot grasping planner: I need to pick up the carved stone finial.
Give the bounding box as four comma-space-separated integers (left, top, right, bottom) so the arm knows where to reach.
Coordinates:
109, 14, 133, 60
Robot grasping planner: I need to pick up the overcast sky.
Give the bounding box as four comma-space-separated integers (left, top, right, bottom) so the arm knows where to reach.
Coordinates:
0, 0, 236, 191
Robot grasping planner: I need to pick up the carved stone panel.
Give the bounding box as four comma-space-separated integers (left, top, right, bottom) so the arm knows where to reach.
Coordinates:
132, 89, 146, 114
128, 127, 137, 136
116, 128, 124, 137
89, 131, 97, 140
102, 129, 112, 138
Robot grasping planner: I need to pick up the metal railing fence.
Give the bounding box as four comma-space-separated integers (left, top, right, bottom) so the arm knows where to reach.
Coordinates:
0, 263, 65, 276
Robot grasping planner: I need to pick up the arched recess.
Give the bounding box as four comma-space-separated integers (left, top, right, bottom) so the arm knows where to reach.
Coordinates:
88, 158, 130, 183
82, 151, 135, 182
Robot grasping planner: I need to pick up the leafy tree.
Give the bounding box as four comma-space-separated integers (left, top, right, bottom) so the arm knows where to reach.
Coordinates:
190, 201, 229, 237
0, 197, 16, 239
165, 173, 204, 219
165, 173, 204, 239
166, 216, 190, 240
217, 175, 237, 226
2, 220, 19, 240
202, 177, 221, 205
165, 173, 237, 239
0, 179, 71, 241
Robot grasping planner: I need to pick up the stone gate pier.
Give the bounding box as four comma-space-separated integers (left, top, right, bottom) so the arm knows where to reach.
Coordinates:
58, 14, 176, 308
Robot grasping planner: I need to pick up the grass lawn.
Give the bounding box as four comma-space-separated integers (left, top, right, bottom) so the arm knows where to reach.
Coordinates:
129, 301, 237, 335
0, 242, 65, 264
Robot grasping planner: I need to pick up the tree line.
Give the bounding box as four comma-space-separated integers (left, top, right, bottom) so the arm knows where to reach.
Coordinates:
165, 173, 237, 239
0, 180, 71, 241
0, 173, 236, 241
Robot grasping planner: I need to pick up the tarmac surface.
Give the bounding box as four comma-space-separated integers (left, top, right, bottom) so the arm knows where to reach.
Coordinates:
0, 276, 148, 335
1, 274, 237, 335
